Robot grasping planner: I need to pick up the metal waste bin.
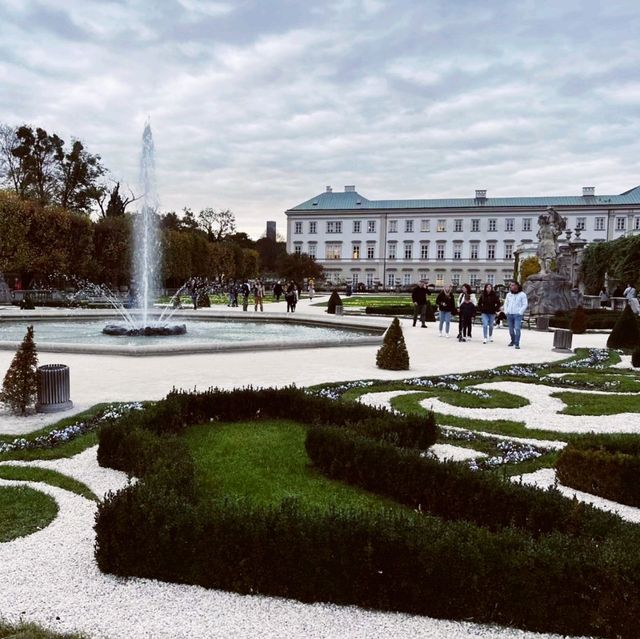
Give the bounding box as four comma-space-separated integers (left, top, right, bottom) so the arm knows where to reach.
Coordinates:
335, 304, 344, 316
552, 329, 573, 353
36, 364, 73, 413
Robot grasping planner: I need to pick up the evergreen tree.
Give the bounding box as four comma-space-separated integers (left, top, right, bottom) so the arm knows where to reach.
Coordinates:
607, 304, 640, 350
570, 305, 587, 334
0, 325, 39, 415
376, 317, 410, 370
327, 290, 342, 314
632, 346, 640, 368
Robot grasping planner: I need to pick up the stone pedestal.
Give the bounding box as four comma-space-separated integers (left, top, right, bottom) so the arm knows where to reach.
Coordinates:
553, 329, 573, 352
0, 273, 11, 304
523, 273, 582, 316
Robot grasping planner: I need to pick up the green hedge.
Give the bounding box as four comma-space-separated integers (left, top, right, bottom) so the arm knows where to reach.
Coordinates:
366, 302, 436, 321
95, 477, 640, 637
556, 435, 640, 507
94, 389, 640, 638
305, 426, 619, 538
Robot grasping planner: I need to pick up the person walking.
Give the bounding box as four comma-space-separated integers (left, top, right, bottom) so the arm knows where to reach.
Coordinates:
253, 279, 265, 312
308, 278, 315, 300
623, 283, 640, 314
456, 284, 477, 339
273, 281, 283, 302
458, 293, 476, 341
412, 281, 429, 328
285, 282, 297, 312
599, 287, 610, 309
241, 281, 250, 311
435, 284, 456, 337
478, 283, 501, 343
504, 281, 528, 349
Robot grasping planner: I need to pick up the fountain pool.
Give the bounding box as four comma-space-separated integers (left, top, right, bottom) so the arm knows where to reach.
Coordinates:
0, 313, 385, 356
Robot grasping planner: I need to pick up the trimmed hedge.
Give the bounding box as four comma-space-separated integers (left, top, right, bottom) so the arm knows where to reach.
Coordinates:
366, 302, 436, 321
94, 389, 640, 638
97, 387, 437, 473
95, 479, 640, 637
556, 435, 640, 507
305, 426, 619, 538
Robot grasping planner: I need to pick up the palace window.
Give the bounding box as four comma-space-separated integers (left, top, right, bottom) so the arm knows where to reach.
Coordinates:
470, 242, 479, 260
505, 218, 515, 232
352, 244, 360, 260
488, 219, 497, 232
388, 243, 397, 259
309, 221, 317, 234
504, 242, 514, 260
366, 243, 376, 259
420, 243, 429, 259
326, 221, 342, 234
367, 220, 376, 233
454, 219, 463, 232
437, 219, 447, 232
325, 243, 342, 260
436, 242, 446, 260
405, 220, 414, 233
522, 218, 532, 232
576, 217, 586, 231
294, 222, 303, 234
453, 242, 462, 260
353, 220, 361, 233
594, 217, 605, 231
616, 217, 626, 231
421, 219, 430, 232
404, 243, 413, 260
471, 219, 480, 232
487, 243, 496, 260
389, 220, 398, 233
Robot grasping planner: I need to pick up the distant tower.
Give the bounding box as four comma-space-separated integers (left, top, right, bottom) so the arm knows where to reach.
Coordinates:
266, 220, 276, 241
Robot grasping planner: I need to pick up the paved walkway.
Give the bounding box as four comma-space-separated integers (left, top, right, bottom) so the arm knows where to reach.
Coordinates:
0, 297, 608, 434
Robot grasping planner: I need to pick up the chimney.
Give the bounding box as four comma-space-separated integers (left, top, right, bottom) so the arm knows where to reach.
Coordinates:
582, 186, 595, 197
475, 189, 487, 200
325, 185, 333, 193
345, 185, 356, 192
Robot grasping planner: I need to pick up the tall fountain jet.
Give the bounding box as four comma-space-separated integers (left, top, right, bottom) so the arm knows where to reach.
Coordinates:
102, 122, 185, 336
135, 120, 160, 328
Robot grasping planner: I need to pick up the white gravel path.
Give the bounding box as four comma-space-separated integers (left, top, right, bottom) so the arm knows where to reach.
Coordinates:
0, 473, 584, 639
358, 390, 567, 449
512, 468, 640, 524
426, 443, 486, 462
422, 381, 640, 434
0, 446, 129, 498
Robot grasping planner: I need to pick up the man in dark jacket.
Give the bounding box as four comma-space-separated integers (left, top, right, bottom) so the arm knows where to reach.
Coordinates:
412, 282, 429, 327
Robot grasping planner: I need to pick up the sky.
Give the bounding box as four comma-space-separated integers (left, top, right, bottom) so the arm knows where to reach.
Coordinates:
1, 0, 639, 239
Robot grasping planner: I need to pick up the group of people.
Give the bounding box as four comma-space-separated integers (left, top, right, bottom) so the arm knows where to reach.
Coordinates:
414, 281, 528, 349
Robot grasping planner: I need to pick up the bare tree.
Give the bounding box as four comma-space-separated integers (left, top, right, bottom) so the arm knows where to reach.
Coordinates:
96, 181, 140, 218
0, 124, 29, 196
198, 207, 236, 241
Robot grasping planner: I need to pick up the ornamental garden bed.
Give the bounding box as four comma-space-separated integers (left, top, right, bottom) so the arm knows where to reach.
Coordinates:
95, 386, 640, 639
556, 434, 640, 507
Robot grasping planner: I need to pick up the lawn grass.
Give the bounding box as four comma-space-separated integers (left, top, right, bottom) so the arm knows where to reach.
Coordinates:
184, 419, 412, 514
0, 485, 58, 542
543, 372, 640, 392
0, 466, 96, 500
312, 294, 414, 308
0, 620, 87, 639
553, 390, 640, 416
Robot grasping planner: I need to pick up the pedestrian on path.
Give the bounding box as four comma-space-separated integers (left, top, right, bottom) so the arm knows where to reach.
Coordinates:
623, 283, 640, 314
412, 281, 428, 327
253, 280, 265, 312
241, 281, 250, 311
456, 283, 477, 340
478, 283, 501, 343
436, 284, 456, 337
273, 281, 283, 302
504, 281, 528, 349
458, 294, 476, 341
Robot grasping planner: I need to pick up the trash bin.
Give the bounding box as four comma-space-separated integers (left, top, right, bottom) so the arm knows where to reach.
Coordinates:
552, 329, 573, 353
36, 364, 73, 413
335, 304, 344, 316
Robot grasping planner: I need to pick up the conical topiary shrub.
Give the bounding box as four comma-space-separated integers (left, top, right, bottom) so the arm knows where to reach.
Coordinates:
632, 346, 640, 368
570, 305, 587, 334
0, 325, 39, 415
376, 317, 409, 370
607, 303, 640, 350
327, 290, 342, 314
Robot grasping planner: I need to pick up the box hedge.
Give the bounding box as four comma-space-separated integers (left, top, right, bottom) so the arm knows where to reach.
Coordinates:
556, 434, 640, 507
94, 389, 640, 638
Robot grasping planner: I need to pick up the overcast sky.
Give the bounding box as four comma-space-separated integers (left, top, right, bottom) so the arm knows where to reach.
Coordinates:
1, 0, 639, 238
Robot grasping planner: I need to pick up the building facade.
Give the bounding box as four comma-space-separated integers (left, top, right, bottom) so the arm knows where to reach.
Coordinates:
285, 185, 640, 289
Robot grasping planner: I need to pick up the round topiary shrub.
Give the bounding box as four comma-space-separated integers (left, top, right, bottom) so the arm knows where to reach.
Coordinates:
197, 292, 211, 308
327, 290, 342, 314
570, 305, 587, 334
632, 346, 640, 368
607, 303, 640, 350
376, 317, 409, 370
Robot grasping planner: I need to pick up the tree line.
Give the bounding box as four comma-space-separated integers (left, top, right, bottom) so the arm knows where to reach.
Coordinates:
0, 123, 323, 288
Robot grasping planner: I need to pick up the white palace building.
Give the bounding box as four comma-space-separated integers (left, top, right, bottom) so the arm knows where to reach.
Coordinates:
285, 184, 640, 289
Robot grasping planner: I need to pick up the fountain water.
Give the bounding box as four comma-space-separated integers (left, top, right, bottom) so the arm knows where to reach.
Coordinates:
102, 122, 186, 337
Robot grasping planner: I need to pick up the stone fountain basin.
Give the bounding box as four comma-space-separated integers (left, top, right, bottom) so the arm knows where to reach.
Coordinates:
0, 310, 387, 357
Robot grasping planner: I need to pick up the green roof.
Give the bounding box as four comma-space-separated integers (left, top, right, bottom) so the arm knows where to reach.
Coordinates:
288, 186, 640, 212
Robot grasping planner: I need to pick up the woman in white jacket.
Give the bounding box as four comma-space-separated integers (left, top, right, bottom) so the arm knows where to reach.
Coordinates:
503, 281, 528, 349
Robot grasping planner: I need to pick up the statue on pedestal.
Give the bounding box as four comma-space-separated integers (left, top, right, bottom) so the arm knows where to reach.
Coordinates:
536, 207, 566, 274
0, 272, 12, 305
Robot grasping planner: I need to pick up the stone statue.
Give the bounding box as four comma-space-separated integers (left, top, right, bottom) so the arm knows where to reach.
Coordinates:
536, 207, 566, 274
0, 272, 11, 305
